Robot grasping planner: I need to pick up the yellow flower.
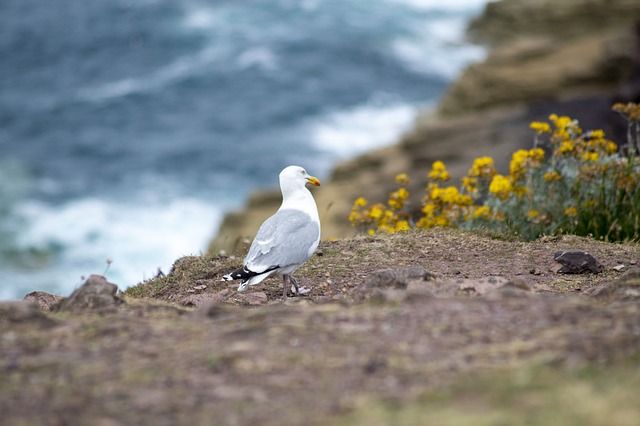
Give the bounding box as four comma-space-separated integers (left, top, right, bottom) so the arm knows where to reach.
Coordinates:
462, 176, 477, 193
564, 206, 578, 217
422, 203, 436, 216
367, 229, 375, 236
530, 121, 551, 134
428, 161, 451, 181
434, 216, 449, 227
388, 189, 407, 210
529, 148, 544, 162
388, 199, 403, 210
550, 114, 571, 129
590, 129, 605, 139
468, 156, 496, 177
395, 220, 410, 231
429, 185, 442, 201
605, 141, 617, 154
509, 149, 542, 178
581, 152, 599, 162
397, 187, 409, 200
558, 141, 575, 154
394, 173, 410, 186
354, 197, 367, 207
441, 186, 460, 204
489, 175, 513, 199
526, 209, 539, 219
543, 170, 562, 182
432, 160, 446, 171
370, 206, 384, 219
473, 205, 491, 220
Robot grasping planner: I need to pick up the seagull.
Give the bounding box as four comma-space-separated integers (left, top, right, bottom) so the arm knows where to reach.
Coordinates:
222, 165, 321, 298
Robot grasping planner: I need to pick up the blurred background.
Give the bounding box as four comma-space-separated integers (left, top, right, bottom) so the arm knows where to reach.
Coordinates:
0, 0, 488, 299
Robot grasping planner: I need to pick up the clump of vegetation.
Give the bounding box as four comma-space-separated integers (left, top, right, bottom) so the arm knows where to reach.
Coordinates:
350, 103, 640, 241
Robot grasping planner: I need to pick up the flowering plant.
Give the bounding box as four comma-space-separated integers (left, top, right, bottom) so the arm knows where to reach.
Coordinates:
349, 104, 640, 241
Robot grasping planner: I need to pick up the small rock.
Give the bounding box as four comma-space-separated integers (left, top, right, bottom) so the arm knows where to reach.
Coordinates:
193, 285, 207, 290
23, 291, 65, 312
553, 249, 603, 274
612, 264, 625, 272
55, 275, 123, 313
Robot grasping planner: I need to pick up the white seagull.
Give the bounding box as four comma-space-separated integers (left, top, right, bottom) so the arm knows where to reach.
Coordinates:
222, 165, 321, 298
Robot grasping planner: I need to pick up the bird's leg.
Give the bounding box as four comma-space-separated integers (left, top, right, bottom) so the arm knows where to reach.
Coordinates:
282, 275, 289, 298
289, 275, 300, 296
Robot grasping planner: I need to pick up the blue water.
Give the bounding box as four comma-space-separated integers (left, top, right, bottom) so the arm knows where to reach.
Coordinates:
0, 0, 486, 299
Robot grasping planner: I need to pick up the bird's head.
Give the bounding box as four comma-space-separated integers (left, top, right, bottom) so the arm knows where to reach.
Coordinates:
279, 166, 320, 190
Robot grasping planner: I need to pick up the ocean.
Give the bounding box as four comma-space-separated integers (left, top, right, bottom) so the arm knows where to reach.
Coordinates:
0, 0, 487, 300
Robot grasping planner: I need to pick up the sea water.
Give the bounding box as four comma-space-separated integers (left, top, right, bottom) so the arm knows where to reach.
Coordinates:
0, 0, 487, 299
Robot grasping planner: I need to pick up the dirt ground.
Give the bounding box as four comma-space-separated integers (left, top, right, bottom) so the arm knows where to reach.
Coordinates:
2, 228, 640, 425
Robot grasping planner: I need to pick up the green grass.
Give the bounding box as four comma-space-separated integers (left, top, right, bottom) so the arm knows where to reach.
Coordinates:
338, 359, 640, 426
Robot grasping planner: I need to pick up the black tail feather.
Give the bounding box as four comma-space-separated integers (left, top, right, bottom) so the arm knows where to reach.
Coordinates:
222, 265, 279, 283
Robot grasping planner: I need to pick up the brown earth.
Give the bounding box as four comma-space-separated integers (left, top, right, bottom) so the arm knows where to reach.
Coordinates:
2, 228, 640, 425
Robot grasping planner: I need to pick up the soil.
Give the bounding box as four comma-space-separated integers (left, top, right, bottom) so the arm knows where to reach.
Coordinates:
2, 228, 640, 425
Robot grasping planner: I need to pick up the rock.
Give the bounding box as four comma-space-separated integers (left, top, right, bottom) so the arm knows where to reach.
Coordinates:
55, 275, 123, 313
467, 0, 640, 45
355, 267, 436, 302
23, 291, 65, 312
0, 301, 56, 327
588, 268, 640, 301
553, 250, 604, 274
613, 264, 626, 272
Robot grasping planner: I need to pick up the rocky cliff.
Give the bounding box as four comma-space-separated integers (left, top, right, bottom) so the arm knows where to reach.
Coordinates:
210, 0, 640, 255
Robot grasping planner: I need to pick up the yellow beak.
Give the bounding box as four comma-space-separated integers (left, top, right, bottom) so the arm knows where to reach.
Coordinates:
306, 176, 321, 187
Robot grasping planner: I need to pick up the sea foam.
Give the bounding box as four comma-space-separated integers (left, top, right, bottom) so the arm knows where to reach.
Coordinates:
4, 197, 221, 299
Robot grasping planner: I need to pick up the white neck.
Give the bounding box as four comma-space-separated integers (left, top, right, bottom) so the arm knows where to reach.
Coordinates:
279, 185, 319, 221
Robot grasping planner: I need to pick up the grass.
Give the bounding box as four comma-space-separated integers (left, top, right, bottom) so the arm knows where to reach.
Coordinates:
339, 358, 640, 426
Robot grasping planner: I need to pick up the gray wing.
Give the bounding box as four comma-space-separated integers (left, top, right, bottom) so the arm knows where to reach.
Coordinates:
245, 209, 320, 273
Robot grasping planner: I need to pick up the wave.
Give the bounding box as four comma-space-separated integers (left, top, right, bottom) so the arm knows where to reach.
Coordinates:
391, 16, 486, 78
76, 45, 224, 102
390, 0, 488, 11
307, 97, 426, 159
1, 197, 221, 299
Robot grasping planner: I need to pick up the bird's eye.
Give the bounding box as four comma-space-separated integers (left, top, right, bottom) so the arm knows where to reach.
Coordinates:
300, 169, 306, 174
